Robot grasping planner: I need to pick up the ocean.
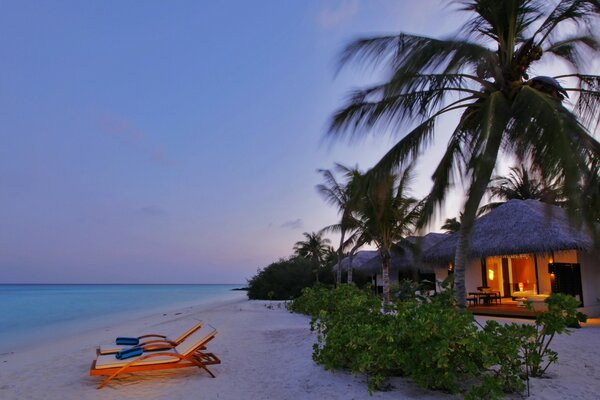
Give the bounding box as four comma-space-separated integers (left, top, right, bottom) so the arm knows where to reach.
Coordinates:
0, 284, 243, 353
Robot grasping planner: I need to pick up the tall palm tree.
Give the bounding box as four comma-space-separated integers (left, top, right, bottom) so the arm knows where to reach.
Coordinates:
317, 164, 363, 285
329, 0, 600, 308
293, 232, 332, 283
353, 167, 421, 303
478, 163, 563, 214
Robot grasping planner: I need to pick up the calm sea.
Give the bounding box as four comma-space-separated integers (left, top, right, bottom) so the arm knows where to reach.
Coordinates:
0, 284, 243, 353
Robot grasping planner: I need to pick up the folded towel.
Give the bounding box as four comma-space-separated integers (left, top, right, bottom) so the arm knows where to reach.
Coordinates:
115, 346, 143, 360
115, 337, 139, 346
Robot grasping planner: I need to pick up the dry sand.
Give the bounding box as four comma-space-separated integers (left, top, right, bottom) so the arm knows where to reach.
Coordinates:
0, 294, 599, 399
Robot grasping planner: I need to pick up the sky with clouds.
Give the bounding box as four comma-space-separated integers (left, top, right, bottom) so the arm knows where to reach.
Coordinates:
1, 1, 589, 284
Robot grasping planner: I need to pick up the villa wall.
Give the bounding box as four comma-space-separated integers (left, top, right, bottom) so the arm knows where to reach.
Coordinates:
535, 254, 552, 295
578, 249, 600, 317
465, 259, 483, 293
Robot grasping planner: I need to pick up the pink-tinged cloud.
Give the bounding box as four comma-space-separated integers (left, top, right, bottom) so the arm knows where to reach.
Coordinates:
97, 113, 172, 165
317, 0, 359, 30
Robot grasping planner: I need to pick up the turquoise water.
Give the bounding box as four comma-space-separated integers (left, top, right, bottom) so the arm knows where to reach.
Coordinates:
0, 284, 243, 353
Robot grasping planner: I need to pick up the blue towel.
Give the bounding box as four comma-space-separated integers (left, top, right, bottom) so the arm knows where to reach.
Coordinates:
116, 337, 139, 346
115, 346, 143, 360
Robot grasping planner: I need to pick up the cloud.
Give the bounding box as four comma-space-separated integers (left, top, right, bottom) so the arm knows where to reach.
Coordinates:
98, 113, 173, 165
280, 218, 303, 230
139, 205, 167, 216
317, 0, 359, 30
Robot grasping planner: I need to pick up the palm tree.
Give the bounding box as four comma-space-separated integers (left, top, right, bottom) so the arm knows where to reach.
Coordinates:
293, 232, 332, 283
441, 215, 462, 233
329, 0, 600, 308
317, 164, 363, 285
478, 163, 563, 214
353, 167, 421, 303
339, 228, 371, 284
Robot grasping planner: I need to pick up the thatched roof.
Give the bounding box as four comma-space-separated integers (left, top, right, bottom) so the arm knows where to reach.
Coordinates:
338, 250, 378, 270
424, 199, 594, 263
338, 233, 447, 276
357, 246, 415, 275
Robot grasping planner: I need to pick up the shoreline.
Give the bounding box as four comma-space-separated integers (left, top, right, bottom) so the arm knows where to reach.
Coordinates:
0, 284, 243, 354
1, 297, 599, 399
0, 290, 248, 358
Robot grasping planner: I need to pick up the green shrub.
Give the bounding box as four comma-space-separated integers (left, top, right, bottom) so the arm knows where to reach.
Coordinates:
289, 285, 584, 398
288, 284, 375, 317
290, 284, 396, 390
523, 293, 588, 377
247, 256, 332, 300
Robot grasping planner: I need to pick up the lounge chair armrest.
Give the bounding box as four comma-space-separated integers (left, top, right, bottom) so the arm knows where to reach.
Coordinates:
140, 339, 177, 347
138, 334, 167, 339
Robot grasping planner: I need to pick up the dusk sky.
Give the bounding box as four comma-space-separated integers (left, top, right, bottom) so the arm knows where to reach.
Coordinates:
0, 1, 577, 284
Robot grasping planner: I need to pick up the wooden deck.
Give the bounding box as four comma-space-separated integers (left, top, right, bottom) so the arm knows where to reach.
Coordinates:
468, 302, 540, 319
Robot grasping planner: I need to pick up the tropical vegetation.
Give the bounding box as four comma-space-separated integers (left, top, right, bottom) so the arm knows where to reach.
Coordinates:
288, 284, 586, 398
293, 231, 332, 283
246, 256, 335, 300
328, 0, 600, 308
478, 164, 563, 214
317, 164, 363, 285
350, 168, 421, 303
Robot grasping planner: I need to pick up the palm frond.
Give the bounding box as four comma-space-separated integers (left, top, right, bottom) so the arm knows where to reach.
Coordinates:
533, 0, 600, 47
544, 34, 600, 71
339, 32, 495, 76
416, 125, 468, 230
463, 92, 512, 220
561, 74, 600, 132
509, 86, 600, 219
328, 81, 478, 139
459, 0, 540, 60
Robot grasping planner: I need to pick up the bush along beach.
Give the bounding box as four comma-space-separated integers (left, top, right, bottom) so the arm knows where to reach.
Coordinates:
288, 282, 587, 399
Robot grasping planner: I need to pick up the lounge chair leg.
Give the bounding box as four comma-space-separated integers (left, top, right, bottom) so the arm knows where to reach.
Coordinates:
199, 365, 215, 378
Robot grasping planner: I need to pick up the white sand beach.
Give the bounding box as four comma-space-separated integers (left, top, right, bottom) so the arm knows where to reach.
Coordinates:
1, 295, 599, 400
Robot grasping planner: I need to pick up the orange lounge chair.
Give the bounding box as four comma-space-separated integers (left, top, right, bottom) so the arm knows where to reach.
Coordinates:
97, 320, 204, 355
90, 324, 220, 389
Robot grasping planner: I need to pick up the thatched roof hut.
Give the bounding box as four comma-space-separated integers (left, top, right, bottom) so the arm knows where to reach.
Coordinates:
339, 232, 447, 276
337, 250, 378, 271
424, 199, 594, 263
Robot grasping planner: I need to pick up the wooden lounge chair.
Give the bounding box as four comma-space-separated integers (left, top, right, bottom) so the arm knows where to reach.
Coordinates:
97, 320, 204, 355
90, 324, 220, 389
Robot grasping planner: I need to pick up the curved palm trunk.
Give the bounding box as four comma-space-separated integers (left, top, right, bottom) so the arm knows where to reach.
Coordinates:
381, 248, 391, 304
454, 177, 493, 310
453, 220, 473, 310
347, 254, 353, 283
336, 230, 345, 286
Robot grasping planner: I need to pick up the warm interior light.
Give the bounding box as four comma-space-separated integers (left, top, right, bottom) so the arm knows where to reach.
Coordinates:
518, 282, 524, 291
488, 269, 494, 281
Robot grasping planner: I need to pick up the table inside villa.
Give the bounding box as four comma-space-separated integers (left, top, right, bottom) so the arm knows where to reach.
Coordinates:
468, 291, 502, 305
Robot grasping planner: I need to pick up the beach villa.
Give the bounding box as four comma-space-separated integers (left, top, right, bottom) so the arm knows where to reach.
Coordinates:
423, 199, 600, 316
339, 232, 447, 289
